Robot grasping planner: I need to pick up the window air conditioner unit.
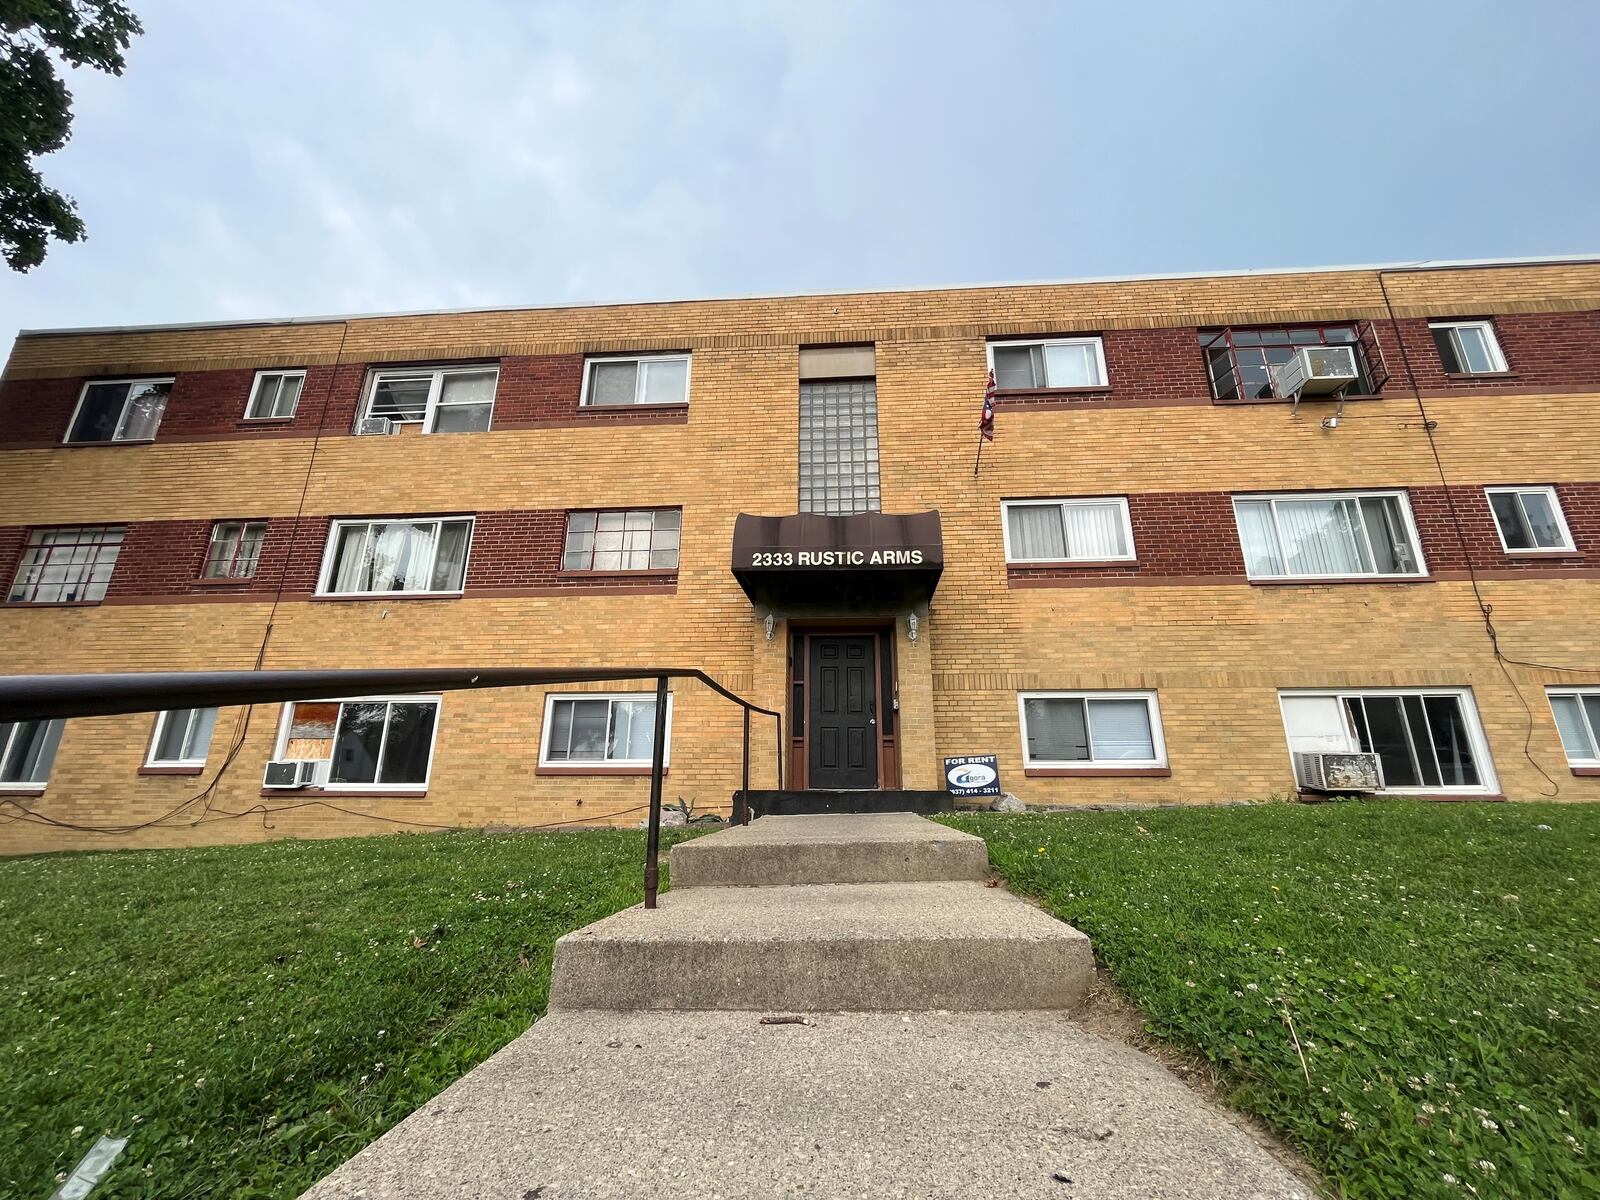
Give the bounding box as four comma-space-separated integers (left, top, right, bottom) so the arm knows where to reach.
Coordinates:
355, 417, 396, 435
263, 760, 324, 789
1273, 345, 1359, 401
1294, 751, 1381, 794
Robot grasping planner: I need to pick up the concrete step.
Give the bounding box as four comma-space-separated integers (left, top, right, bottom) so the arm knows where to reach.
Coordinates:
548, 880, 1093, 1012
302, 1010, 1313, 1200
743, 788, 953, 817
671, 812, 990, 887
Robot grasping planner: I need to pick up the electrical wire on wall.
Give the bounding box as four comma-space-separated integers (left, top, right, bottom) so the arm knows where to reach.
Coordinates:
1373, 269, 1594, 796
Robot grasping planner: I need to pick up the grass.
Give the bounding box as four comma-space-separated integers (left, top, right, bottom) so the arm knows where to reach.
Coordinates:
0, 827, 697, 1199
942, 802, 1599, 1200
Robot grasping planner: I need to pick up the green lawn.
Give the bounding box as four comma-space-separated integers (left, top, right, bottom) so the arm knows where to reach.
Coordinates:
0, 828, 693, 1199
943, 803, 1599, 1200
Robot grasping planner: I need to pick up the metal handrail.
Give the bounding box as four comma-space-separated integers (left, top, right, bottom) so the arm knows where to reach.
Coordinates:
0, 667, 782, 908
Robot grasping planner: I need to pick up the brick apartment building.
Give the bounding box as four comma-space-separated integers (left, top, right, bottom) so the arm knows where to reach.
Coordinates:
2, 256, 1599, 853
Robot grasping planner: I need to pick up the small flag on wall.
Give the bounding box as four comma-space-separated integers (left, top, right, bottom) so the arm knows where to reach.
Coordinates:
973, 369, 997, 477
979, 369, 997, 441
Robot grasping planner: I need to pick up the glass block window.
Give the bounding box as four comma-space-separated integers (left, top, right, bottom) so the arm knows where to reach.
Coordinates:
562, 509, 680, 571
798, 380, 881, 515
7, 526, 125, 604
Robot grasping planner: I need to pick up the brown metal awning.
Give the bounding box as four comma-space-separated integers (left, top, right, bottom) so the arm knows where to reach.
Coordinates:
731, 511, 943, 608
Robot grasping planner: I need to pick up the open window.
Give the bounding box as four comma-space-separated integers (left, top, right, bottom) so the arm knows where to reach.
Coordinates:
1279, 689, 1496, 794
271, 697, 440, 791
1430, 320, 1508, 375
361, 366, 498, 433
65, 378, 173, 443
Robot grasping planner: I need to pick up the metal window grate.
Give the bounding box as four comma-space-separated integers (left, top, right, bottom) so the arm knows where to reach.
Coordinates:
1200, 325, 1374, 400
8, 526, 125, 604
798, 380, 881, 515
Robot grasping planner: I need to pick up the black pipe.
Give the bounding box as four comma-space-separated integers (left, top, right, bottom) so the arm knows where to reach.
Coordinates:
643, 674, 669, 909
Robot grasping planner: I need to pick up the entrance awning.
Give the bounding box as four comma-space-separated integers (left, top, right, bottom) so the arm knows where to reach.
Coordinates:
731, 511, 943, 608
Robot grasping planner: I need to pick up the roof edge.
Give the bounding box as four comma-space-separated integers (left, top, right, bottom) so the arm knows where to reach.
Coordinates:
15, 253, 1600, 340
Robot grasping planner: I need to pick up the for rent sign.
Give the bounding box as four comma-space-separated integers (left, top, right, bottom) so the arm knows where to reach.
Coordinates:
943, 754, 1001, 798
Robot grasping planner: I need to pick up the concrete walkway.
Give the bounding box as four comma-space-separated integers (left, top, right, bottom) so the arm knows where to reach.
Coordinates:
301, 814, 1312, 1199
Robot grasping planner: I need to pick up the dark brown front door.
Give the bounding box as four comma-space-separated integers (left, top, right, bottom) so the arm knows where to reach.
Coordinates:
807, 635, 879, 789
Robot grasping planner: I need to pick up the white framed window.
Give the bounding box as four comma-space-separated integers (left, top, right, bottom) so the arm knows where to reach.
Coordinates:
146, 708, 219, 768
1485, 486, 1574, 553
362, 366, 498, 433
1233, 491, 1425, 580
317, 517, 473, 597
1002, 497, 1134, 563
203, 520, 267, 579
65, 377, 174, 443
580, 354, 691, 407
273, 696, 440, 790
540, 692, 674, 768
7, 526, 125, 604
0, 720, 65, 789
1017, 691, 1166, 769
1430, 320, 1508, 375
987, 337, 1108, 390
245, 370, 306, 420
562, 509, 681, 571
1278, 688, 1496, 794
1548, 690, 1600, 768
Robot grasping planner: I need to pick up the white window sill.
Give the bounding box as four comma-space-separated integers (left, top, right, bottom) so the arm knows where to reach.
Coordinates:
314, 591, 465, 601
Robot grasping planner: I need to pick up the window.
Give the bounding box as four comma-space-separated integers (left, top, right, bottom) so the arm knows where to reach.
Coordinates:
988, 338, 1108, 389
1548, 690, 1600, 768
581, 354, 690, 407
1018, 692, 1166, 769
65, 378, 173, 443
362, 366, 498, 433
1201, 327, 1372, 400
318, 518, 472, 596
1485, 486, 1574, 553
1233, 492, 1424, 580
203, 521, 267, 579
540, 693, 673, 768
1002, 498, 1133, 563
0, 720, 64, 789
8, 526, 125, 604
562, 509, 680, 571
245, 370, 305, 420
274, 697, 440, 790
799, 380, 881, 515
146, 708, 219, 768
1430, 321, 1508, 375
1279, 689, 1495, 794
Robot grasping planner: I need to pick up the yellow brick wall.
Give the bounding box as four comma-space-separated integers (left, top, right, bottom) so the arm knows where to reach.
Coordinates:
3, 261, 1599, 854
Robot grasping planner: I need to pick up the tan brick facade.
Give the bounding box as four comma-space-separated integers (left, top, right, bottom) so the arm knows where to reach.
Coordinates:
3, 259, 1599, 853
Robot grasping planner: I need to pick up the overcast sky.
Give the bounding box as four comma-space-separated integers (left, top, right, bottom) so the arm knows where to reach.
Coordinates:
3, 0, 1597, 338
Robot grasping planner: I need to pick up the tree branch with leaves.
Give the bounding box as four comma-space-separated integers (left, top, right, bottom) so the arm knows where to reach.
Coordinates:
1, 0, 142, 271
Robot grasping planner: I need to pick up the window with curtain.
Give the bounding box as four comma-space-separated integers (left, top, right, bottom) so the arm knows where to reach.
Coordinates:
66, 378, 173, 443
1548, 690, 1600, 766
362, 367, 498, 433
1486, 487, 1573, 552
319, 518, 472, 595
7, 526, 125, 604
990, 338, 1108, 389
581, 354, 691, 406
0, 720, 65, 787
275, 697, 439, 788
1003, 498, 1133, 563
1233, 492, 1423, 579
1279, 689, 1493, 792
147, 708, 219, 767
541, 693, 672, 766
1018, 693, 1164, 767
203, 521, 267, 579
